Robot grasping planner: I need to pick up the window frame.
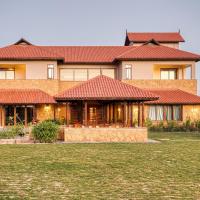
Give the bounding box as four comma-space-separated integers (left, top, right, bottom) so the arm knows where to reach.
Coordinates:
47, 64, 54, 79
0, 68, 15, 80
160, 68, 177, 80
124, 64, 132, 80
59, 68, 116, 81
148, 105, 182, 121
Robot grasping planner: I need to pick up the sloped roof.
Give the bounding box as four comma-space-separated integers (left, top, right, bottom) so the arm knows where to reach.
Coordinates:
0, 44, 63, 61
126, 32, 185, 43
146, 89, 200, 104
0, 38, 199, 63
55, 75, 159, 101
116, 43, 200, 61
0, 89, 55, 104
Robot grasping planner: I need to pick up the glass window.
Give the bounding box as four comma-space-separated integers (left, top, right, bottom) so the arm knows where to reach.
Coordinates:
124, 65, 132, 80
47, 64, 54, 79
0, 71, 6, 79
60, 69, 74, 81
6, 71, 14, 79
102, 69, 115, 79
88, 69, 101, 79
160, 69, 177, 80
74, 69, 88, 81
148, 105, 182, 121
0, 69, 14, 80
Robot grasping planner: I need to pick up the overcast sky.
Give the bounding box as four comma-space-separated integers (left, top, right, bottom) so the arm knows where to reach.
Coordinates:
0, 0, 200, 92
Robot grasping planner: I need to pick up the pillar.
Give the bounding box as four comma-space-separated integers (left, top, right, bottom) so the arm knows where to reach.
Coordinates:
24, 106, 28, 127
107, 104, 110, 123
142, 102, 144, 127
2, 106, 5, 127
123, 102, 127, 126
14, 106, 17, 126
66, 102, 70, 126
84, 101, 88, 126
138, 102, 141, 127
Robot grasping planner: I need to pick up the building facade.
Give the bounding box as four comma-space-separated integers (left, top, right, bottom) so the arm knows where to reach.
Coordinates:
0, 32, 200, 127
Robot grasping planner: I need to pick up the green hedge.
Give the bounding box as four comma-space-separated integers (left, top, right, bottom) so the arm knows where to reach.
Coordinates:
146, 118, 200, 132
32, 120, 59, 143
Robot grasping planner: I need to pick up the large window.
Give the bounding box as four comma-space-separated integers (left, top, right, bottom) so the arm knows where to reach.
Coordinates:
0, 69, 14, 80
148, 105, 182, 121
123, 64, 132, 80
47, 64, 54, 79
102, 69, 115, 79
160, 69, 177, 80
60, 68, 115, 81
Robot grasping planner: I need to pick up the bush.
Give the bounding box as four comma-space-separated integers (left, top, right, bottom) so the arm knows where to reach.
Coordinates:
0, 124, 25, 139
32, 120, 59, 143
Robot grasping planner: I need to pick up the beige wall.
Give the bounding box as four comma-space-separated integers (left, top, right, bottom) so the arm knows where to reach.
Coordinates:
36, 104, 55, 121
0, 61, 58, 80
131, 43, 179, 49
182, 105, 200, 121
120, 61, 196, 80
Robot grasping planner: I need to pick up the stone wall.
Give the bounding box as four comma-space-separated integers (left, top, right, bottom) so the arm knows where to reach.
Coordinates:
123, 79, 197, 95
64, 127, 147, 142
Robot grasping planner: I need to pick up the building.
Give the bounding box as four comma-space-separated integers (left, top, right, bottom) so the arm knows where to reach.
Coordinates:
0, 32, 200, 128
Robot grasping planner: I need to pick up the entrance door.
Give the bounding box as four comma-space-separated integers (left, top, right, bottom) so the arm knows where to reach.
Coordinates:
89, 107, 97, 125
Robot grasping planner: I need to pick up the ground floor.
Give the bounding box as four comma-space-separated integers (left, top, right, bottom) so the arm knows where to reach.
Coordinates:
0, 103, 199, 127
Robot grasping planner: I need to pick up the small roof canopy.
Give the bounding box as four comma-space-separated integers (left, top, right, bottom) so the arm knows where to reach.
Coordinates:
146, 89, 200, 104
0, 89, 55, 104
55, 75, 159, 101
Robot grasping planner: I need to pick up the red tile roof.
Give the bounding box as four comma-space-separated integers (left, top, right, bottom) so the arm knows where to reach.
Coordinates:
0, 89, 55, 104
0, 39, 199, 63
0, 45, 63, 61
116, 44, 200, 61
126, 32, 185, 43
55, 75, 159, 101
146, 89, 200, 104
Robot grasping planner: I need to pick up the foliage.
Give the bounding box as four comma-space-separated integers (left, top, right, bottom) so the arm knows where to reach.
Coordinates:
147, 118, 200, 133
0, 124, 25, 139
32, 120, 59, 143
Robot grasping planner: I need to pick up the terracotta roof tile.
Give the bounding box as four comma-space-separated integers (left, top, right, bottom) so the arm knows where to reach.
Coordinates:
127, 32, 185, 43
55, 75, 159, 101
146, 89, 200, 104
0, 89, 55, 104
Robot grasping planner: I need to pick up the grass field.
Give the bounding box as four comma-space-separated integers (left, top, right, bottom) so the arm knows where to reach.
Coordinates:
0, 132, 200, 199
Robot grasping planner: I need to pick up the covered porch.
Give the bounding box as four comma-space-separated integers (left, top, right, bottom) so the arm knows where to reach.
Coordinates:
55, 75, 159, 128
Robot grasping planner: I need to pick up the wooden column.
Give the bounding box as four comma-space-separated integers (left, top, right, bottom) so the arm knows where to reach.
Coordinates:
0, 106, 2, 127
128, 102, 132, 127
138, 102, 141, 127
84, 101, 88, 126
66, 102, 70, 126
142, 102, 144, 127
123, 102, 127, 127
14, 106, 17, 126
24, 106, 28, 127
53, 104, 56, 120
106, 104, 110, 123
2, 106, 5, 127
112, 103, 115, 123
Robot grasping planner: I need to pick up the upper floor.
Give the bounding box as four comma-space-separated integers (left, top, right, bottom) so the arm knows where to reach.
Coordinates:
0, 33, 199, 95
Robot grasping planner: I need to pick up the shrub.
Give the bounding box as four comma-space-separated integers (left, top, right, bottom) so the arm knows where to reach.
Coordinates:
145, 118, 152, 128
0, 124, 25, 139
32, 120, 59, 143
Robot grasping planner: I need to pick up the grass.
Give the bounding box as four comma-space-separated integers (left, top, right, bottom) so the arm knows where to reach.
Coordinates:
0, 132, 200, 199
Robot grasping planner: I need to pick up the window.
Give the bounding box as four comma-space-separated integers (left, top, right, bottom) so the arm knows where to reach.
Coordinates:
74, 69, 88, 81
60, 69, 73, 81
160, 69, 177, 80
88, 69, 101, 79
148, 105, 182, 121
102, 69, 115, 79
47, 64, 54, 79
0, 69, 14, 80
124, 65, 132, 80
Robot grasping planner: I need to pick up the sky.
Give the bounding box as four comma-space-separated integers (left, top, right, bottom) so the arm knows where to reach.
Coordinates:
0, 0, 200, 92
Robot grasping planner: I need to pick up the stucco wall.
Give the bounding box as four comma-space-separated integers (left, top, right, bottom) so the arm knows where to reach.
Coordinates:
36, 104, 55, 121
182, 105, 200, 121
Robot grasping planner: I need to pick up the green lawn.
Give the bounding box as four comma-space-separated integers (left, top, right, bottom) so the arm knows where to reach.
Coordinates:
0, 132, 200, 199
